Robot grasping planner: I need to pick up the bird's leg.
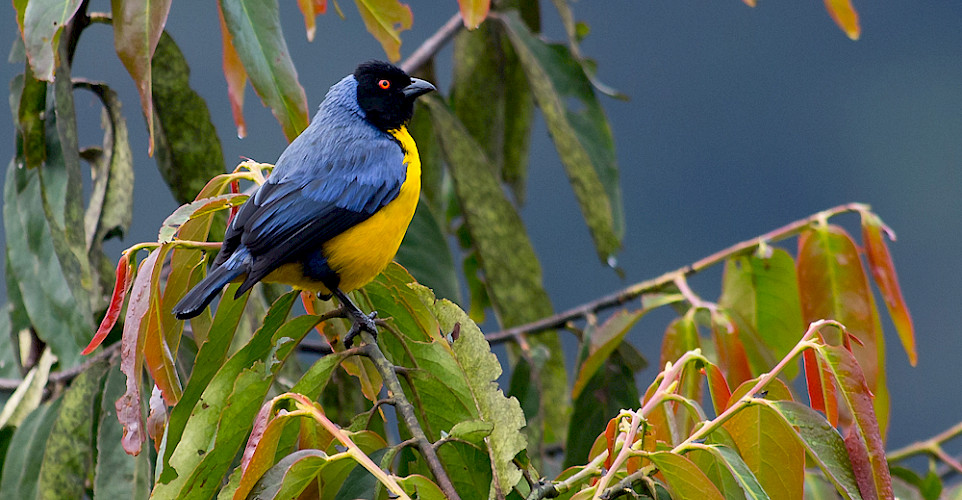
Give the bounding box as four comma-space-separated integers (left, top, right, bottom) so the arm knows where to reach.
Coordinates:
329, 288, 377, 348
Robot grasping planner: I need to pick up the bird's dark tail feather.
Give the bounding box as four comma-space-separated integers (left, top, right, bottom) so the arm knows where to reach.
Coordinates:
172, 265, 244, 320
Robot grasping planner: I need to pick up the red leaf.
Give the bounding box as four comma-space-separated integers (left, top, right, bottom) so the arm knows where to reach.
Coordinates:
803, 349, 825, 414
862, 214, 916, 366
457, 0, 491, 29
604, 416, 617, 470
296, 0, 327, 41
818, 344, 893, 499
824, 0, 861, 40
141, 245, 182, 406
82, 254, 132, 355
797, 225, 885, 411
710, 313, 752, 387
115, 249, 162, 456
218, 4, 248, 138
229, 180, 241, 223
112, 0, 173, 153
703, 363, 731, 416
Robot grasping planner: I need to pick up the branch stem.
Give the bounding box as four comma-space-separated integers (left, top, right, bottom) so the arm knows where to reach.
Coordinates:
485, 203, 870, 344
359, 340, 462, 500
400, 13, 464, 75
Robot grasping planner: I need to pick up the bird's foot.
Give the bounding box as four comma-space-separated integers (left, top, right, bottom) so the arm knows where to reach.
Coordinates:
343, 310, 378, 348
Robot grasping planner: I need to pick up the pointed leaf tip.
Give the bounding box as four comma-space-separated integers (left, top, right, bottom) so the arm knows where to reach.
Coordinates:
458, 0, 491, 29
824, 0, 861, 40
82, 254, 133, 355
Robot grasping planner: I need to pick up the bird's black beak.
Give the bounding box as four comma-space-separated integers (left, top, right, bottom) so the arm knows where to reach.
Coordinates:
403, 78, 436, 99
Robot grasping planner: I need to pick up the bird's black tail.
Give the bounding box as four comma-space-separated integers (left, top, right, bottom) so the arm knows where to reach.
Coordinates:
172, 265, 244, 320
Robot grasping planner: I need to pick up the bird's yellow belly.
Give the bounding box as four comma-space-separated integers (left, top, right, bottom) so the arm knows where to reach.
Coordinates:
264, 128, 421, 295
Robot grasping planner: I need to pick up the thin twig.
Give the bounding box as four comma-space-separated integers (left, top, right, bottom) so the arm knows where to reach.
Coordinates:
485, 202, 870, 344
0, 343, 121, 391
400, 12, 465, 75
887, 420, 962, 473
359, 339, 462, 500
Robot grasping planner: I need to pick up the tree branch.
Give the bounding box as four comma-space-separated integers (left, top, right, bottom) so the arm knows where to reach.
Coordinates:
485, 202, 871, 344
400, 12, 464, 75
0, 342, 121, 391
359, 338, 462, 500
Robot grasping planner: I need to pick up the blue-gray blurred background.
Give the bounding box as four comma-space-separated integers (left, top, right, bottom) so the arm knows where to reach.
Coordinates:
2, 0, 960, 455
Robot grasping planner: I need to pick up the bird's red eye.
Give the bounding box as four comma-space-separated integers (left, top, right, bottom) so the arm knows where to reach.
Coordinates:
378, 79, 391, 89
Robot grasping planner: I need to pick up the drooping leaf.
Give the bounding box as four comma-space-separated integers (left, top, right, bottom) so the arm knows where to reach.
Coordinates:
722, 388, 804, 500
803, 347, 839, 427
111, 0, 173, 153
75, 82, 135, 254
115, 248, 163, 456
152, 31, 228, 203
709, 310, 753, 388
95, 361, 152, 499
141, 247, 183, 407
457, 0, 490, 29
153, 299, 315, 499
16, 65, 46, 169
0, 347, 56, 428
0, 398, 63, 499
564, 349, 639, 468
296, 0, 328, 41
861, 212, 916, 366
691, 444, 770, 500
824, 0, 861, 40
83, 243, 132, 356
647, 451, 726, 500
218, 0, 309, 141
422, 287, 528, 496
422, 97, 568, 441
218, 5, 248, 138
157, 193, 248, 243
158, 287, 279, 482
759, 400, 861, 499
501, 11, 623, 262
20, 0, 84, 81
797, 225, 888, 431
35, 360, 110, 500
718, 248, 805, 378
815, 343, 893, 499
352, 0, 413, 62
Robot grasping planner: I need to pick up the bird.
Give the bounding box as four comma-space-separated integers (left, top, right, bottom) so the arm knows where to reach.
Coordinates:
172, 60, 436, 347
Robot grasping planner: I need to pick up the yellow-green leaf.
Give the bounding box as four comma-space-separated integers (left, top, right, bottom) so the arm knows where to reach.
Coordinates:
353, 0, 412, 62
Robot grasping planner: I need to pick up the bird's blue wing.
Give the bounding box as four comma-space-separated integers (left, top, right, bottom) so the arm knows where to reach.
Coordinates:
220, 131, 407, 290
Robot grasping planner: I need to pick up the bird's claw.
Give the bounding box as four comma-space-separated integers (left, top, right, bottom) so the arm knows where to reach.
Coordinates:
343, 310, 378, 348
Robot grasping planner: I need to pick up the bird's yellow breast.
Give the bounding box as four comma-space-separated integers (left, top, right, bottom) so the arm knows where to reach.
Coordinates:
268, 127, 421, 295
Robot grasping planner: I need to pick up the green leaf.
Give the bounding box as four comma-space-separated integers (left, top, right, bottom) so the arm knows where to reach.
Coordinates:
647, 451, 725, 500
20, 0, 83, 80
396, 199, 461, 303
151, 31, 228, 203
571, 308, 644, 399
815, 343, 892, 499
0, 398, 63, 499
722, 395, 804, 499
396, 474, 446, 500
719, 249, 805, 378
0, 347, 55, 428
218, 0, 309, 141
690, 444, 770, 500
563, 349, 639, 468
352, 0, 412, 62
246, 449, 334, 499
450, 20, 534, 203
448, 419, 494, 444
4, 158, 90, 367
36, 360, 110, 500
95, 362, 152, 499
154, 301, 316, 499
110, 0, 172, 153
422, 96, 567, 442
759, 400, 861, 499
423, 289, 527, 496
16, 65, 46, 169
797, 225, 888, 432
500, 10, 623, 262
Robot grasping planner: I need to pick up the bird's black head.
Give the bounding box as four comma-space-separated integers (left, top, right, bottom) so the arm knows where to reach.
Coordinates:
354, 60, 436, 132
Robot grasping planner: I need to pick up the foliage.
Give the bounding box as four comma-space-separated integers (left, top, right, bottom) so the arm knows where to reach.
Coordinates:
2, 0, 954, 499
